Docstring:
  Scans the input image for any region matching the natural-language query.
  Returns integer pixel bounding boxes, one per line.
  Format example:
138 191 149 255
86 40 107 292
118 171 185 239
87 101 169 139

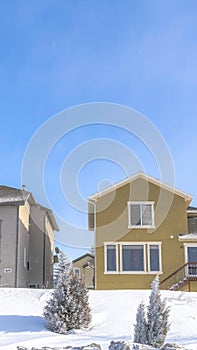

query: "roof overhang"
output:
88 172 193 203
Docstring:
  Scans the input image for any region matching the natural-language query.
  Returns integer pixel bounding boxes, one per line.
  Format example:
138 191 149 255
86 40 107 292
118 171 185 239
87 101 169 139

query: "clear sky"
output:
0 1 197 259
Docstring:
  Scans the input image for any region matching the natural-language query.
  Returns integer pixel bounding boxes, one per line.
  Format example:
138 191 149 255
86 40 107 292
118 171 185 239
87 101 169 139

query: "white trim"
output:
74 267 80 277
89 172 192 202
184 243 197 263
128 201 155 229
179 234 197 241
147 242 162 274
119 242 146 273
104 242 119 273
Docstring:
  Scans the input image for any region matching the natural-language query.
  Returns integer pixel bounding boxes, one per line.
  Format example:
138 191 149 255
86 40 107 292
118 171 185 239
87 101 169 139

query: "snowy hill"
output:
0 288 197 350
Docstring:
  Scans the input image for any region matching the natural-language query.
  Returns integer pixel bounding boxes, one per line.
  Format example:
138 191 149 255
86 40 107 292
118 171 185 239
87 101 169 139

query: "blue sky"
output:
0 1 197 258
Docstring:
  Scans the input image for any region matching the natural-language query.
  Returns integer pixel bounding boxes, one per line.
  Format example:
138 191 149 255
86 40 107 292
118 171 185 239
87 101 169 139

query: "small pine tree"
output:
133 276 170 347
44 252 91 334
133 302 147 344
69 275 91 330
53 251 68 286
146 275 170 347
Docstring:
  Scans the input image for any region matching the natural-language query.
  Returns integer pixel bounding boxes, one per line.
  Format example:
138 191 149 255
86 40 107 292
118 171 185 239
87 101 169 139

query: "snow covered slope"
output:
0 288 196 350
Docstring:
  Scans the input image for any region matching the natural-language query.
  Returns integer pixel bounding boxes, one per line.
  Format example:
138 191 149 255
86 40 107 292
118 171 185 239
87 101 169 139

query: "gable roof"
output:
73 253 94 264
88 172 192 202
0 185 59 231
0 185 36 206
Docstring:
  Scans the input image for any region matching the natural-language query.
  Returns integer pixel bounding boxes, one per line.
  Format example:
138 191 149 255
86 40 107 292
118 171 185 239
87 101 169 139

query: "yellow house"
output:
88 173 197 291
72 253 95 289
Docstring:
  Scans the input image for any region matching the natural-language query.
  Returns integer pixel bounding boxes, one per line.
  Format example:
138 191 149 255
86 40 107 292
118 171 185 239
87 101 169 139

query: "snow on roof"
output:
178 233 197 241
0 185 31 205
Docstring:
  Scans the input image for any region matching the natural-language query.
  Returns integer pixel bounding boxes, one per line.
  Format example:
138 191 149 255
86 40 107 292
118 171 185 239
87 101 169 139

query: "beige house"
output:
73 253 95 289
0 185 59 288
88 173 197 291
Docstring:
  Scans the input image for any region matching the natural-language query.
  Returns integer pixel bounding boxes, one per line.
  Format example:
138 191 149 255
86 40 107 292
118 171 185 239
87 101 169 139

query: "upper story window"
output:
128 202 154 228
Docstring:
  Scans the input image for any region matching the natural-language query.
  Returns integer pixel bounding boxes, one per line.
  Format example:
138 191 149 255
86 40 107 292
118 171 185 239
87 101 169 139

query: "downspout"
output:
15 206 19 288
88 198 96 290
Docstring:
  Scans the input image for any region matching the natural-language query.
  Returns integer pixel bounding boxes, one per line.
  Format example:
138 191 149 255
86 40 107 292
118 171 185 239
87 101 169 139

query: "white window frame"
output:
128 201 155 228
119 242 146 274
74 268 80 277
104 242 119 274
147 242 162 274
184 243 197 263
184 243 197 276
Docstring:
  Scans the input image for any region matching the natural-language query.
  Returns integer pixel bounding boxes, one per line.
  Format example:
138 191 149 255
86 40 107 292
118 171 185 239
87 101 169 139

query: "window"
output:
104 243 118 272
128 202 154 228
74 268 80 277
184 244 197 276
121 244 145 272
148 244 161 272
105 242 162 274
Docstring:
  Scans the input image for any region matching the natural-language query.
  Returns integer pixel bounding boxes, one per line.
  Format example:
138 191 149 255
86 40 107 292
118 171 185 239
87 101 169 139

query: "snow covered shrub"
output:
109 340 132 350
133 276 170 348
43 252 91 334
146 276 170 347
133 302 148 345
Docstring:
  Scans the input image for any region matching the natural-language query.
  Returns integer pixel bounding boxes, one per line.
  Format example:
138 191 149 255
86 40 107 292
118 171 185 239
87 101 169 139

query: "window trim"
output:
128 201 155 229
104 241 162 275
119 242 146 274
74 268 80 277
184 243 197 263
104 242 119 274
147 242 162 274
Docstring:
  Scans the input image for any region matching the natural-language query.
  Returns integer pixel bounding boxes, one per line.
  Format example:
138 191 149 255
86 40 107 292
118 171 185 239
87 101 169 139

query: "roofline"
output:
88 172 193 202
32 203 60 231
73 253 94 263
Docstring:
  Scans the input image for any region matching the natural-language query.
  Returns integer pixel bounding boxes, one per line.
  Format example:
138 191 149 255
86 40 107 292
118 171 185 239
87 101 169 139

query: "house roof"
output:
73 253 94 264
88 172 192 203
0 185 36 206
178 233 197 241
0 185 59 231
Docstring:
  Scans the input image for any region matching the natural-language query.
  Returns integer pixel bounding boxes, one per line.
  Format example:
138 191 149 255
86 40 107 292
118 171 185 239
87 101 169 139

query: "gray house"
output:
0 185 59 288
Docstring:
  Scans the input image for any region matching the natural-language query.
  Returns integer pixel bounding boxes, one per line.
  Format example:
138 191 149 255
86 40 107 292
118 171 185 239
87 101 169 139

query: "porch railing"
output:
160 262 197 291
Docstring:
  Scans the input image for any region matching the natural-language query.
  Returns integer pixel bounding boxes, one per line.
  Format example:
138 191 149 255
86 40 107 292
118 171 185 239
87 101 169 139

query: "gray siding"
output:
29 206 53 288
0 206 17 287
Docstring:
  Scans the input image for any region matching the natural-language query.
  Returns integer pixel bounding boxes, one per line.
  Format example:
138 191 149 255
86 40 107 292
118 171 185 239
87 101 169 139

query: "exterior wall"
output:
73 255 94 289
17 203 30 287
189 280 197 292
44 215 54 288
95 178 189 290
29 206 53 288
0 206 18 287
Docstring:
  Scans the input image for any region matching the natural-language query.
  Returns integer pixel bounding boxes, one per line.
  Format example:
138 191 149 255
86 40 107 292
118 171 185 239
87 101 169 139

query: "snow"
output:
178 233 197 241
0 288 197 350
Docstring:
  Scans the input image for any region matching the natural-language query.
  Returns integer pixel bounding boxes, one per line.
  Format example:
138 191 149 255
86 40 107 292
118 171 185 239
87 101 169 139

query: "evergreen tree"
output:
146 275 170 347
133 276 170 347
53 251 68 286
133 302 147 344
69 274 91 330
44 252 91 334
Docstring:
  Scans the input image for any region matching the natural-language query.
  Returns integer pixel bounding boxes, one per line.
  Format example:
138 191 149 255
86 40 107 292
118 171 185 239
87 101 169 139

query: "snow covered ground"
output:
0 288 197 350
